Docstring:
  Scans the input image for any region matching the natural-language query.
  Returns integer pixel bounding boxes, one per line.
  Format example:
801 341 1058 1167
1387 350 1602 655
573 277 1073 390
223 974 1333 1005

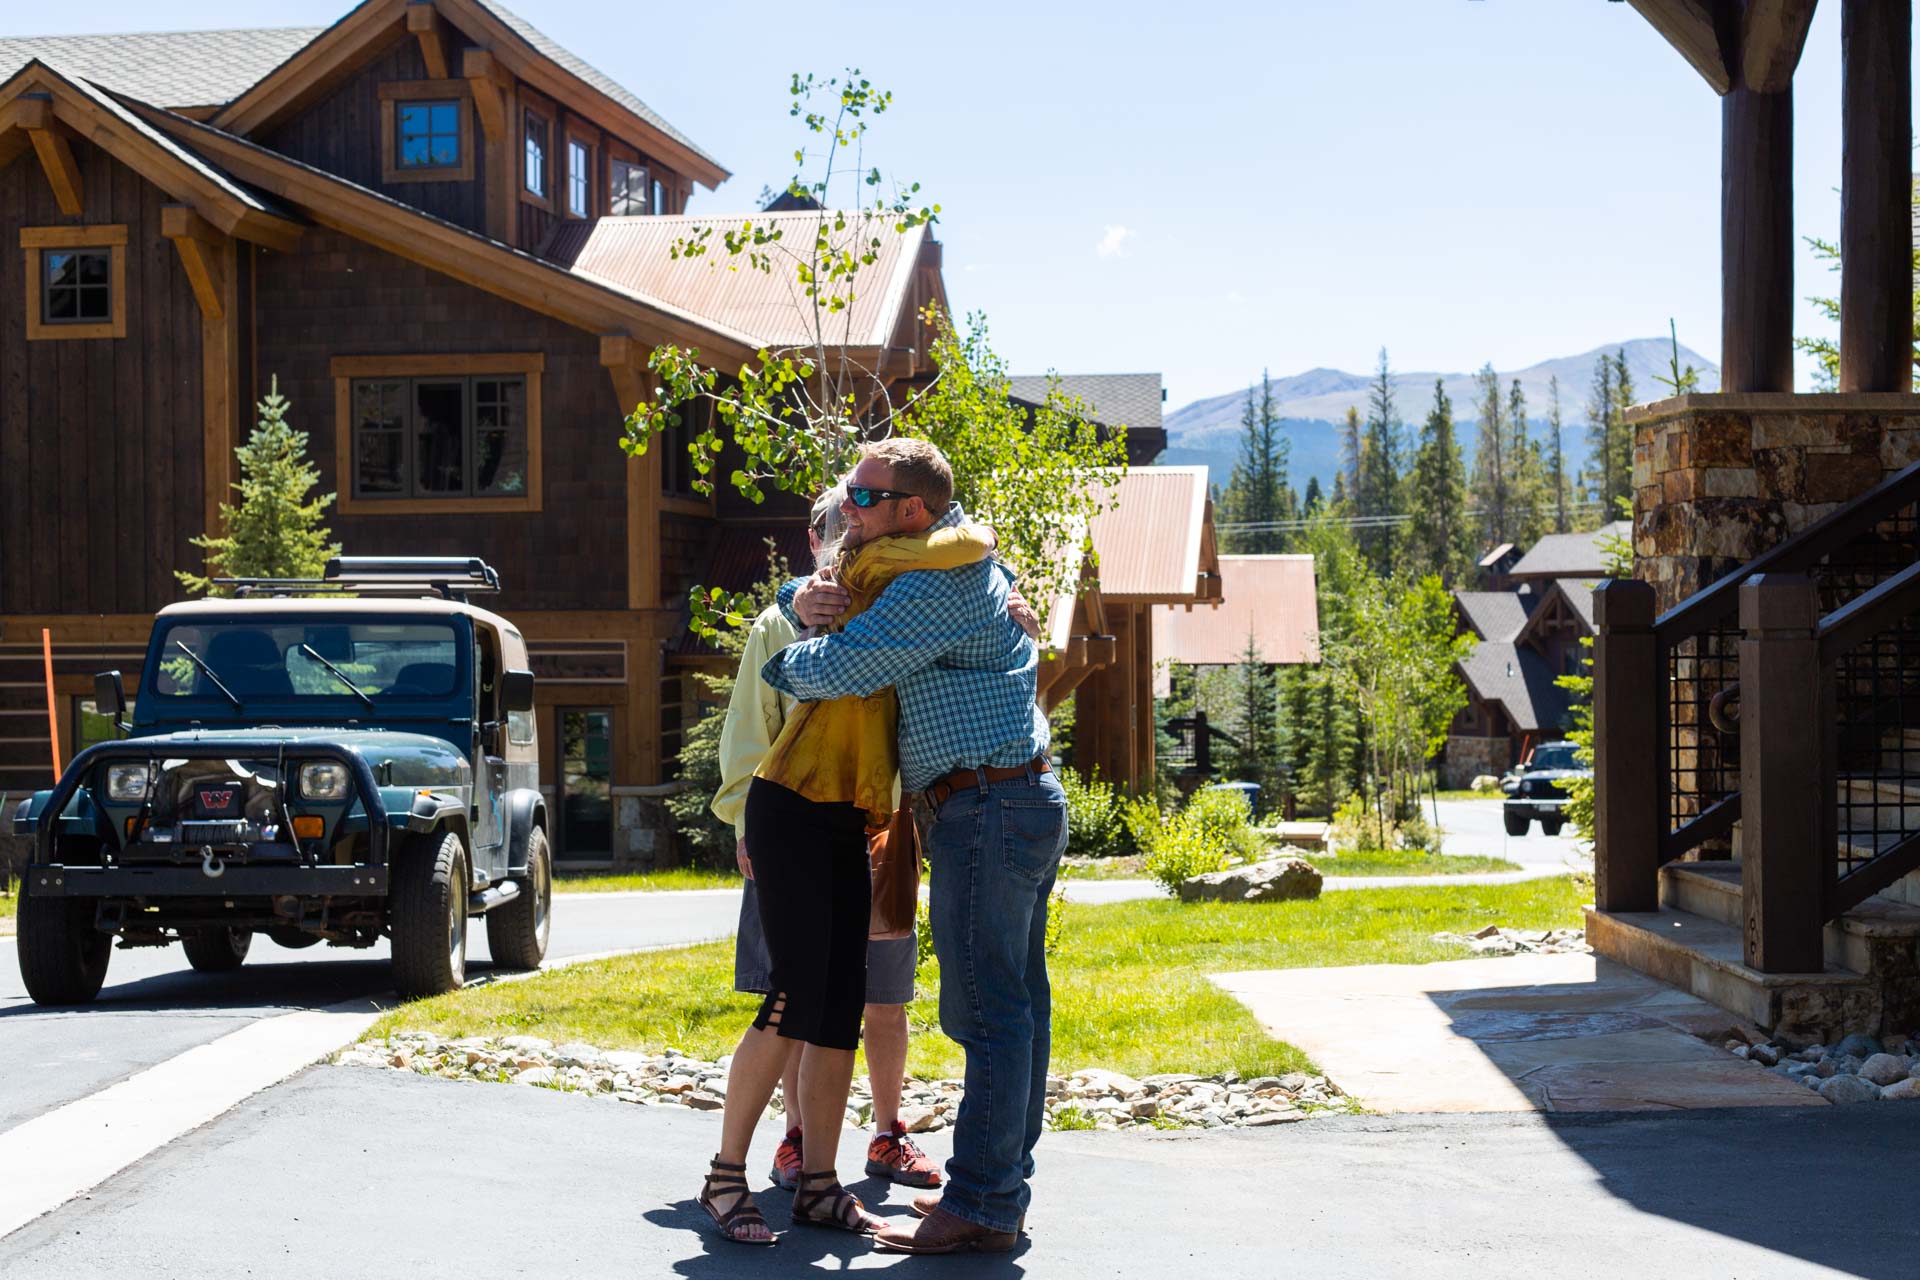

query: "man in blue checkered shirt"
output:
763 438 1068 1256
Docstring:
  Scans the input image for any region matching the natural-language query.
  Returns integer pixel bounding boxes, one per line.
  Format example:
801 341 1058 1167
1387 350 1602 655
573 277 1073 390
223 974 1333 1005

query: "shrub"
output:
1060 768 1128 859
1142 787 1266 895
1331 791 1438 854
1143 822 1231 893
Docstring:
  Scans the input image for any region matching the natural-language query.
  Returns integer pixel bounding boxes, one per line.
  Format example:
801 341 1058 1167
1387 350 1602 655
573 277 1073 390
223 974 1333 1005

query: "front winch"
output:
200 846 225 879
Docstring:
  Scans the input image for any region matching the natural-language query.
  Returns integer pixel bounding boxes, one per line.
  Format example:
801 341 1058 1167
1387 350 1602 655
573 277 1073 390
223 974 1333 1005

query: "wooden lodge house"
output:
0 0 957 867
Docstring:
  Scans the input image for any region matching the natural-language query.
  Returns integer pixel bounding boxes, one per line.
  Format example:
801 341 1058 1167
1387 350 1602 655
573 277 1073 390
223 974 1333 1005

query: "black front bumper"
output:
1504 798 1567 818
22 864 389 898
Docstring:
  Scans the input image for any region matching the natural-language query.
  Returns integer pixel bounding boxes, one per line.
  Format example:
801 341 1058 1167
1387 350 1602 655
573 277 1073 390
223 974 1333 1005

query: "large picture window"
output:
378 82 473 183
331 354 544 514
22 225 127 341
609 158 649 215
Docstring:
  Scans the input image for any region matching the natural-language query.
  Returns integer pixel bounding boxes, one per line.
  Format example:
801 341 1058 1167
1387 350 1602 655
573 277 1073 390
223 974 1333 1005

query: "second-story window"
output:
568 138 591 217
609 159 649 215
43 249 112 323
397 100 461 170
651 176 669 215
524 111 549 198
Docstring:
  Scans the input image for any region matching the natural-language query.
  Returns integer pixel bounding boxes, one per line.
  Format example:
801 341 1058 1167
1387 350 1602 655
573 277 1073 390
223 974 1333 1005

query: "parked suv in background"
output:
1502 740 1588 837
11 558 551 1005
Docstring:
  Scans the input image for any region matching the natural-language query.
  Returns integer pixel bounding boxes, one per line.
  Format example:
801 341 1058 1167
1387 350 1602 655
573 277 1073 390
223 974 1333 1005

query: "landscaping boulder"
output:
1178 856 1323 904
1818 1073 1882 1105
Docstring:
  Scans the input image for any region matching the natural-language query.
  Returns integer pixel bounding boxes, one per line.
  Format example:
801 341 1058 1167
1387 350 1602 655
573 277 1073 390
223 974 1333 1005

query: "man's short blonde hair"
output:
861 437 953 514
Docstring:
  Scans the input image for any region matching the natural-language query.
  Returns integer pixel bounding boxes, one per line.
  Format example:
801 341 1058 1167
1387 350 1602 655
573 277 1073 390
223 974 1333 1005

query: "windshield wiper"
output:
173 640 242 711
298 644 376 709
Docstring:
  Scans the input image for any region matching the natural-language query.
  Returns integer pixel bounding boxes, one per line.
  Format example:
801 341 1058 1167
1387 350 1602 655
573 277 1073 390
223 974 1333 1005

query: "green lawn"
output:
554 868 740 893
0 892 15 921
1312 848 1520 876
372 876 1586 1081
1432 789 1505 803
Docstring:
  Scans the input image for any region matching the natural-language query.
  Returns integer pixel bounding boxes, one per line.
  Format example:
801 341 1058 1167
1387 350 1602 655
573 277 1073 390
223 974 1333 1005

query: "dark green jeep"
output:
11 558 551 1005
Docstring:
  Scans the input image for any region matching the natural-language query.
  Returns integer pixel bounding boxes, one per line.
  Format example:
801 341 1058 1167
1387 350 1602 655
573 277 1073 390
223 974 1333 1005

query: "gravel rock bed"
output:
1429 925 1592 957
1729 1030 1920 1103
337 1032 1361 1131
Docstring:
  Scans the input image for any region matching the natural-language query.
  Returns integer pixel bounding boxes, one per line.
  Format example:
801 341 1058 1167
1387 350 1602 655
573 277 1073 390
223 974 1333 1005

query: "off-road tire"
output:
182 927 252 972
1540 816 1566 837
17 879 111 1006
486 825 551 971
1503 811 1530 837
391 830 469 999
265 927 321 950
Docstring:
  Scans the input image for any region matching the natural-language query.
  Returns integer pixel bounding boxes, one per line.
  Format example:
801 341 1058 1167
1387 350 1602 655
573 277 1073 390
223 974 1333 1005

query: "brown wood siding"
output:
659 511 712 602
519 200 556 251
262 32 490 237
0 136 204 616
254 230 627 613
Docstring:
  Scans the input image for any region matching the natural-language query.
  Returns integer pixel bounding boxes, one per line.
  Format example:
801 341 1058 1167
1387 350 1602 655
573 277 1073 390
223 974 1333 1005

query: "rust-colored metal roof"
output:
1086 467 1217 602
540 212 929 351
1154 555 1320 667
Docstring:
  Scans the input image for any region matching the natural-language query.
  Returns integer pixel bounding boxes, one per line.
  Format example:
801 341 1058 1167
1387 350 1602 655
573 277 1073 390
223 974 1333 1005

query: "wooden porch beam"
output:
1742 0 1819 92
1626 0 1733 94
160 205 227 319
461 48 515 245
602 335 663 611
14 97 85 216
406 1 450 80
462 49 512 139
1592 580 1661 913
1721 46 1795 391
1838 0 1913 392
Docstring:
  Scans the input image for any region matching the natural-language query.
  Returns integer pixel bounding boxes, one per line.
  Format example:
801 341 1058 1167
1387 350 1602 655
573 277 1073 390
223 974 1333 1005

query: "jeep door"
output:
472 621 507 867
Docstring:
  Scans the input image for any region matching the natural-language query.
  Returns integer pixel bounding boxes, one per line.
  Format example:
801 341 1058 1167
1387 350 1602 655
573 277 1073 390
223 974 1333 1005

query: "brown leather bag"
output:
867 799 921 941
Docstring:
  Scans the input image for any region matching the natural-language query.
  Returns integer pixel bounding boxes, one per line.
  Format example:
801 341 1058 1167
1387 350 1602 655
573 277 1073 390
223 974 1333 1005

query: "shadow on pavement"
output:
643 1190 1032 1277
0 956 515 1018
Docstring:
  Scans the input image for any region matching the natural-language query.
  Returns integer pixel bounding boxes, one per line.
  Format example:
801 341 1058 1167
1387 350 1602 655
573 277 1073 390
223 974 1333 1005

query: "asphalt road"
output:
1 1066 1906 1278
1434 797 1591 871
0 890 742 1137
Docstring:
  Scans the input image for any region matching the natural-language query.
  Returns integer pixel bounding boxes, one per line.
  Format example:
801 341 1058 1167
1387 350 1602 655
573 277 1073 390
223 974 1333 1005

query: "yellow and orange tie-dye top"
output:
753 524 994 826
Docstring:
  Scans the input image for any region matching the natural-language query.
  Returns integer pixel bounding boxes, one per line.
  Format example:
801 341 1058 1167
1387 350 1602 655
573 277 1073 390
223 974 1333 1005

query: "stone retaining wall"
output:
1629 393 1920 611
1440 735 1510 790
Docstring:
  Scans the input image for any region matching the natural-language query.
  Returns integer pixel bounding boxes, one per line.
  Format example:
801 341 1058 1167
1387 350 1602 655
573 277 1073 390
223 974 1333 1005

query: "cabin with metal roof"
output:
0 1 947 868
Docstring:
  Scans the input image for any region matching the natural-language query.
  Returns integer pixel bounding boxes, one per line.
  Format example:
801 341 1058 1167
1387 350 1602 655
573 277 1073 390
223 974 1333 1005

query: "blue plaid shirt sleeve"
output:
762 569 991 701
775 577 804 628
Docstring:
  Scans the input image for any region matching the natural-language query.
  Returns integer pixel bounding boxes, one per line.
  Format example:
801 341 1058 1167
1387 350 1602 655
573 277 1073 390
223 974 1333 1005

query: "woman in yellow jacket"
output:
700 489 997 1246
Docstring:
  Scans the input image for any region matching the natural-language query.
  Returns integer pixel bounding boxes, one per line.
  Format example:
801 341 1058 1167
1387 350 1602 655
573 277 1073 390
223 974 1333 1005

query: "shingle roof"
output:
1459 641 1568 734
483 0 720 172
1556 578 1598 632
1507 521 1631 580
1006 373 1163 432
0 28 322 108
1454 591 1532 643
1154 555 1318 666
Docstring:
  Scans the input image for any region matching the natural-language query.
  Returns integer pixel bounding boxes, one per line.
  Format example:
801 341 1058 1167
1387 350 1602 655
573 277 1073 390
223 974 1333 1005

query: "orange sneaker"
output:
769 1126 803 1191
865 1122 943 1188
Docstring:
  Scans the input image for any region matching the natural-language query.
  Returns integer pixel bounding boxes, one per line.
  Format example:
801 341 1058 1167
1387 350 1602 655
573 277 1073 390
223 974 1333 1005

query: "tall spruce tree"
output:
1356 347 1402 572
1604 348 1637 517
1547 374 1570 533
178 377 340 595
1401 378 1475 585
1468 362 1510 548
1227 630 1281 784
1338 405 1363 503
1507 378 1550 547
1303 475 1324 514
1584 352 1617 522
1221 371 1295 553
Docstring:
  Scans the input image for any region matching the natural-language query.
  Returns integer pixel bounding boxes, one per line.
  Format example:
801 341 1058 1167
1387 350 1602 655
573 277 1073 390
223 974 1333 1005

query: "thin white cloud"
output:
1096 225 1134 259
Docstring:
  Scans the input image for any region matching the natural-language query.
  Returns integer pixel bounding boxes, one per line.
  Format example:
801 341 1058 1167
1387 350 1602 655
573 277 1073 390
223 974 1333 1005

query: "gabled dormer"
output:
0 0 728 249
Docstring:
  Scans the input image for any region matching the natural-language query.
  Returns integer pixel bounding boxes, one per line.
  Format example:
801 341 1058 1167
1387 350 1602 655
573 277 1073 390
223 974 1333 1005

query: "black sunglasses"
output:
846 485 920 509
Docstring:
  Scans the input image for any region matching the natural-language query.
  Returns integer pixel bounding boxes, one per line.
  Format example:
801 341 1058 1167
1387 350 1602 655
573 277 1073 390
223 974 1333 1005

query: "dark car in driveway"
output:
1503 740 1588 837
11 558 552 1006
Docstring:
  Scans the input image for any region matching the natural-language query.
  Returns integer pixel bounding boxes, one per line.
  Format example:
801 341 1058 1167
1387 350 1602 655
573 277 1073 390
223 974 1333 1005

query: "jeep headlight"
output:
299 762 350 801
106 764 152 802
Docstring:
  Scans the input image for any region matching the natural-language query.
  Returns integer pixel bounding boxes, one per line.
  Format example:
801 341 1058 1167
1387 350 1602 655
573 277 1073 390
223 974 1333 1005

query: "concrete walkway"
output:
1214 953 1824 1114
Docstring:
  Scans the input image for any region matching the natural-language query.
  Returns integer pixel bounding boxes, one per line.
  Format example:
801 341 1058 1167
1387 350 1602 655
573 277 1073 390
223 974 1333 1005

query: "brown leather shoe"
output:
910 1194 1025 1233
874 1207 1017 1255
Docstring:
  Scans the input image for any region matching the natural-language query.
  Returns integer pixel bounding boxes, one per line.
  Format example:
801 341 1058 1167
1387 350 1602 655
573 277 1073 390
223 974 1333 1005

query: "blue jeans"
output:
923 768 1068 1233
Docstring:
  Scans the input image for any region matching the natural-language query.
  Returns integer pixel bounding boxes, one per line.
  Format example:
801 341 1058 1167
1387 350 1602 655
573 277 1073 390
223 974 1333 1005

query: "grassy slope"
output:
374 877 1585 1080
553 868 740 893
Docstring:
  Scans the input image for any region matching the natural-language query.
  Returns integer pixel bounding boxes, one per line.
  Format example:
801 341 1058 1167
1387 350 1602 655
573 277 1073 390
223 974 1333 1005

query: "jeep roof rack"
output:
217 557 502 602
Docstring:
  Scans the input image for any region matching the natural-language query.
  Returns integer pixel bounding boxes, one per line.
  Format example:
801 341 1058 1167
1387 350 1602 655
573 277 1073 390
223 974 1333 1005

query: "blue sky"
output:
19 0 1902 408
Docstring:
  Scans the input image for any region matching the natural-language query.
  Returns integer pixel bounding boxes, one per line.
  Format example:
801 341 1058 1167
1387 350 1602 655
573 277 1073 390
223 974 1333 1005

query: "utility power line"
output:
1217 500 1615 535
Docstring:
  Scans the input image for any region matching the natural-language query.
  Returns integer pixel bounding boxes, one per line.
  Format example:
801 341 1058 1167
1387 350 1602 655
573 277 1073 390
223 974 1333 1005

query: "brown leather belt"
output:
923 756 1051 811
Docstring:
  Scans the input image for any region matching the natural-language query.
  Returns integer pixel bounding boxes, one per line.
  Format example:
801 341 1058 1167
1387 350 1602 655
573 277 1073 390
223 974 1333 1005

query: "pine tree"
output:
1357 347 1402 572
1338 405 1363 502
1468 363 1509 548
1604 348 1637 519
1507 378 1549 547
1221 371 1295 554
1547 374 1569 533
1584 352 1616 521
1227 631 1280 784
1401 378 1474 585
1303 475 1324 514
178 377 340 595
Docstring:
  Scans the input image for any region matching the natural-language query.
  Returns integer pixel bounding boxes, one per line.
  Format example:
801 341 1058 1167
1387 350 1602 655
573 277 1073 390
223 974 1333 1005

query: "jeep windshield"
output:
1528 744 1583 772
143 619 465 712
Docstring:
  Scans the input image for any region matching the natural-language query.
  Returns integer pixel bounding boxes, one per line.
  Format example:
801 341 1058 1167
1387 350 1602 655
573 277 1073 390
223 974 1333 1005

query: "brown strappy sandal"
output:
699 1157 775 1246
792 1169 885 1235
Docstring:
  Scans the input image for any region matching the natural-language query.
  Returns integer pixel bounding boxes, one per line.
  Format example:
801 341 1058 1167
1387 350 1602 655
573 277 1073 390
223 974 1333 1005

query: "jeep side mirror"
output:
93 670 130 734
502 669 536 714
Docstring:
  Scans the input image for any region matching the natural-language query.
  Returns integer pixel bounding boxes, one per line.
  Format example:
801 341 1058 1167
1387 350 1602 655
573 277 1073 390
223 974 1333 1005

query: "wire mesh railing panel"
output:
1664 625 1743 841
